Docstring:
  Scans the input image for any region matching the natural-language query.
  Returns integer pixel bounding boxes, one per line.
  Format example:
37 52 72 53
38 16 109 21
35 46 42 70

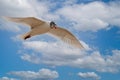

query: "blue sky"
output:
0 0 120 80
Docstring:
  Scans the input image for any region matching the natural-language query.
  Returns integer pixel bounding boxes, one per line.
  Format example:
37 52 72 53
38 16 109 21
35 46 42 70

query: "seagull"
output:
4 17 84 49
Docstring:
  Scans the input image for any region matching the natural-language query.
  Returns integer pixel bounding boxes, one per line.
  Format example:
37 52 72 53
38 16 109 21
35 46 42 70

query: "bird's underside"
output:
3 17 84 49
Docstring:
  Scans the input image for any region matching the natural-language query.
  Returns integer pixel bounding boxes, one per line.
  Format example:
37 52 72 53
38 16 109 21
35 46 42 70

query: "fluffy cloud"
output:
21 41 88 65
57 1 120 31
78 72 100 80
0 77 17 80
8 68 59 80
0 0 36 17
0 0 59 19
21 40 120 73
1 0 120 32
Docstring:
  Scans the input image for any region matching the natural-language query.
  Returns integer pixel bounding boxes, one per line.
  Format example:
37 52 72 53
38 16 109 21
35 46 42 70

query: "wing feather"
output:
48 27 84 49
3 17 45 29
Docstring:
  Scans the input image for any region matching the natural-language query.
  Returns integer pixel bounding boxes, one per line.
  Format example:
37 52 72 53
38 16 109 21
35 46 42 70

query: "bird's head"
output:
50 21 57 29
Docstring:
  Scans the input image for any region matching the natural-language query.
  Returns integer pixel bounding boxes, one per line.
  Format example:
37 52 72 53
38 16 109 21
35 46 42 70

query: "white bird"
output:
4 17 84 49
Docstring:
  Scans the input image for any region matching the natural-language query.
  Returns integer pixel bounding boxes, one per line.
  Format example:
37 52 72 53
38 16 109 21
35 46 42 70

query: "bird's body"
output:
4 17 84 49
29 22 50 36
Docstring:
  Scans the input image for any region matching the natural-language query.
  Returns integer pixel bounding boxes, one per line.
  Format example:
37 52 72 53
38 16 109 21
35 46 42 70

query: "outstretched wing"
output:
3 17 45 29
48 27 84 49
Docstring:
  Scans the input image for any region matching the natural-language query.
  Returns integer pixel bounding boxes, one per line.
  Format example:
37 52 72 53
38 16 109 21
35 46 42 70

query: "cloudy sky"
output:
0 0 120 80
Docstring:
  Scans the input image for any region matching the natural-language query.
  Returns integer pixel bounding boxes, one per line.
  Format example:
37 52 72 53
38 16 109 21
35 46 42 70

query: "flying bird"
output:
4 17 84 49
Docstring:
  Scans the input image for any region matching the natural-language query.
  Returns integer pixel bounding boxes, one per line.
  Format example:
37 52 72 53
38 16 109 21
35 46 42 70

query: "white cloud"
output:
78 72 100 80
0 0 60 20
0 77 17 80
20 40 120 73
1 1 120 32
57 1 120 31
8 68 59 80
0 0 36 17
21 41 88 65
